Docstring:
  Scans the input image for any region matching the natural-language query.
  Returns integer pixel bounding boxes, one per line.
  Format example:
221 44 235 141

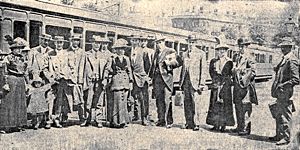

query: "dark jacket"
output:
271 52 299 100
233 54 258 105
149 47 182 91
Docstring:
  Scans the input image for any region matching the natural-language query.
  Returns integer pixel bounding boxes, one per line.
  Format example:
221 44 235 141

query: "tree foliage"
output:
61 0 74 5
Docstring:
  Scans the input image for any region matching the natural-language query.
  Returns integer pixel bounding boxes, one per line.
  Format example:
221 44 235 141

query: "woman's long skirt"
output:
0 75 27 128
108 89 129 126
206 84 235 127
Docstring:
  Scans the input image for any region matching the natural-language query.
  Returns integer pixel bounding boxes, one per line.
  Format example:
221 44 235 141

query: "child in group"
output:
27 76 51 130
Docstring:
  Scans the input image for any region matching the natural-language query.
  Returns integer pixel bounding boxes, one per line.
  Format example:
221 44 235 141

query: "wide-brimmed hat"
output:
154 35 166 43
0 49 10 55
10 37 28 49
53 36 67 42
22 46 31 52
70 34 82 40
278 37 295 46
237 38 252 46
112 38 130 49
31 76 44 86
215 44 229 50
39 34 52 40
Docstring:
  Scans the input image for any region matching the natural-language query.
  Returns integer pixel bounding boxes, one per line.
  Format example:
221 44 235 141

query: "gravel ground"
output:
0 81 299 150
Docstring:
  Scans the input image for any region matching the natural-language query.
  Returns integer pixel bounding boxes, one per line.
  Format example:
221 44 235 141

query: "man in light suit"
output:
149 36 182 128
179 35 207 131
45 36 67 129
129 35 152 125
270 37 299 145
232 38 258 135
28 34 53 82
80 36 112 127
58 34 85 125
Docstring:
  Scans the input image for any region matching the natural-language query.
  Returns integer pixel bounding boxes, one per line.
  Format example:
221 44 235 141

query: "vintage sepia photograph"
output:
0 0 300 149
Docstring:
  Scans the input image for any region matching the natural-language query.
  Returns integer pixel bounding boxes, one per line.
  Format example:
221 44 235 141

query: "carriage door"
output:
29 21 42 48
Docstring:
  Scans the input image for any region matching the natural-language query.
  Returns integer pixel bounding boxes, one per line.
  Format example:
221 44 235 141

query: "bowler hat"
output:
112 38 130 49
278 37 295 46
39 34 52 40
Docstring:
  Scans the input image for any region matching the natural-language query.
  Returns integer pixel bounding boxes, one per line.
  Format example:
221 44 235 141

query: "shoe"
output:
230 128 240 133
45 123 51 129
97 123 103 128
220 126 226 132
54 120 62 128
80 120 90 127
193 126 200 131
210 126 219 131
142 119 150 126
17 127 25 132
238 130 250 136
34 122 40 130
0 130 6 134
155 122 165 127
166 124 172 129
269 135 281 141
276 139 290 145
181 124 194 129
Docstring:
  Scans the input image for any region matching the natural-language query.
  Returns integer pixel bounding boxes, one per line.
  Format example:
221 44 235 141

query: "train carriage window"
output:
260 54 265 63
269 55 273 63
73 27 83 34
46 25 71 49
255 54 259 63
29 21 42 48
13 21 26 39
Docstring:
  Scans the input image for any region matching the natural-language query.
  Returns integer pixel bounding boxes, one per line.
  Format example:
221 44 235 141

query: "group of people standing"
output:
0 32 298 146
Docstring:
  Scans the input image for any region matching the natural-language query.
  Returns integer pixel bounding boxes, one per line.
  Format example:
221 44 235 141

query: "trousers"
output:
153 73 173 125
275 99 293 141
132 82 149 122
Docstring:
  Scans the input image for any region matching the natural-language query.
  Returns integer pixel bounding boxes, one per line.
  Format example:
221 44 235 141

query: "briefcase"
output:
269 101 278 119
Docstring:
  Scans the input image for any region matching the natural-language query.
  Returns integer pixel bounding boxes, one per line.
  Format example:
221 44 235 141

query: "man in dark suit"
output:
149 36 182 128
179 35 207 131
129 35 152 125
270 37 299 145
232 38 258 135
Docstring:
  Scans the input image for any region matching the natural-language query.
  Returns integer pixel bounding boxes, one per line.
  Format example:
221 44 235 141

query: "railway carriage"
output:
0 0 277 87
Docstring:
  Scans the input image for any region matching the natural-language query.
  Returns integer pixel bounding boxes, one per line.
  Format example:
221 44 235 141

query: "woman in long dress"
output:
206 44 235 132
106 39 133 128
0 38 28 133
